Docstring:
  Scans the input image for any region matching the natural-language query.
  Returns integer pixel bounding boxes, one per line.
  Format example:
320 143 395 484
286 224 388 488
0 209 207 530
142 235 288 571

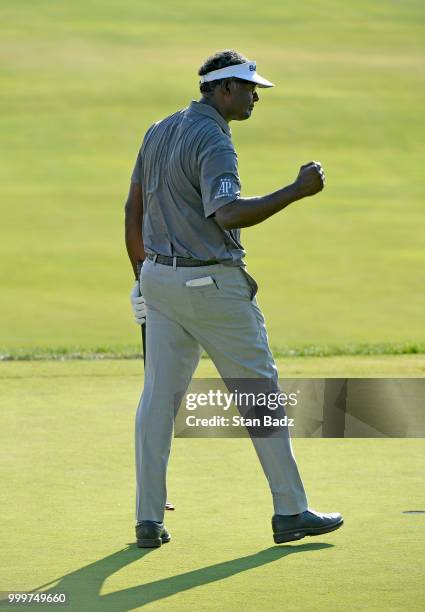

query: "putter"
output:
137 260 147 368
141 322 146 365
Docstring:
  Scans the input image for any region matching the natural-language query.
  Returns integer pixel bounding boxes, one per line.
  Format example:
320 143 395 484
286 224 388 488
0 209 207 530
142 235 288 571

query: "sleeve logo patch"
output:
216 177 234 198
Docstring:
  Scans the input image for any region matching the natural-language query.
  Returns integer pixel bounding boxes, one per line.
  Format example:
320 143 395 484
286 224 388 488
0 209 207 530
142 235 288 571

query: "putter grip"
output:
136 259 146 365
141 322 146 365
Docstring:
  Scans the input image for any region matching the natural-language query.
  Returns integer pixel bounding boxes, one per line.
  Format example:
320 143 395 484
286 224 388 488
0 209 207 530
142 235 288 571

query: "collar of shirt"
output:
188 100 231 136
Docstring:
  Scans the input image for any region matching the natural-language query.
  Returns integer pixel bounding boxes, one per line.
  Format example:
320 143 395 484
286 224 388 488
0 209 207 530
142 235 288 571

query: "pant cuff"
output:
272 492 308 516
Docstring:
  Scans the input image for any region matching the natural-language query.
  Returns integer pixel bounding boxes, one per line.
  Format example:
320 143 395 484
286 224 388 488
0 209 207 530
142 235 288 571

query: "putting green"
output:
0 360 424 610
1 2 424 607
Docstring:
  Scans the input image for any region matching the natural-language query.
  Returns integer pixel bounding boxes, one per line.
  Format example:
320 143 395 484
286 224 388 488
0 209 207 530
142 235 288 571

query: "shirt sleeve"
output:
131 124 157 184
198 134 241 218
131 149 143 184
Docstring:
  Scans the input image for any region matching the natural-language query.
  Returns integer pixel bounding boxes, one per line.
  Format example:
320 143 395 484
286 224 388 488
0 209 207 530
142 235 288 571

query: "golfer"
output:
125 50 343 547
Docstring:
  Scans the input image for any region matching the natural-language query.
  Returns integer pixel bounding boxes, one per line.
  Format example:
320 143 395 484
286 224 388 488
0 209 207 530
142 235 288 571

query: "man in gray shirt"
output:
125 49 343 547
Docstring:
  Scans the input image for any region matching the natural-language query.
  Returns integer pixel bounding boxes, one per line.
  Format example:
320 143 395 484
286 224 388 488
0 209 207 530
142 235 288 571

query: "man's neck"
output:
199 96 231 123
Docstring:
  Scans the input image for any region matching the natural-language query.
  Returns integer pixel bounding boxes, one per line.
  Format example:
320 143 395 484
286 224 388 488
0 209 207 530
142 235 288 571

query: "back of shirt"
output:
131 100 245 266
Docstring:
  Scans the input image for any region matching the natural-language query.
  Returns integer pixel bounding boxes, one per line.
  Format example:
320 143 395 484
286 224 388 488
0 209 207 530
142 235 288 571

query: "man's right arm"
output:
215 162 325 230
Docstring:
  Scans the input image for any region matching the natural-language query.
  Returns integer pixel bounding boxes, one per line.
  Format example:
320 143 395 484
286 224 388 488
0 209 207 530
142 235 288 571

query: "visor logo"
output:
249 64 256 71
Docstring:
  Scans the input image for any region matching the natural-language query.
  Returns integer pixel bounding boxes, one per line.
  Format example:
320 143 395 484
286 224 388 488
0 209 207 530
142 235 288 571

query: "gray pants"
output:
135 259 308 522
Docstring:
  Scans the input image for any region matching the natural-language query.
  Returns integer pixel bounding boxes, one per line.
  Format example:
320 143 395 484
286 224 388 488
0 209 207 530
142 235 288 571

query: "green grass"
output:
1 0 424 352
0 360 424 610
1 354 425 379
1 5 424 606
1 342 424 362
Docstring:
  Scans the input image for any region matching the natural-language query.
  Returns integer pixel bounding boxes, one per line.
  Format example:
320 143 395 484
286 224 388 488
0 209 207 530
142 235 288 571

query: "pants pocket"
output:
239 267 259 301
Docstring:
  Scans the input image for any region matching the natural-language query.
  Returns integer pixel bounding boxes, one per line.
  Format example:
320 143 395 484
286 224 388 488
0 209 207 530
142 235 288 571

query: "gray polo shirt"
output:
131 100 245 266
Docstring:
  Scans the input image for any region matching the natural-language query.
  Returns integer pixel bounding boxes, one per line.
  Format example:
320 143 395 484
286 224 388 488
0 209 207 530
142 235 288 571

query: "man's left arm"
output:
125 182 146 325
125 181 145 279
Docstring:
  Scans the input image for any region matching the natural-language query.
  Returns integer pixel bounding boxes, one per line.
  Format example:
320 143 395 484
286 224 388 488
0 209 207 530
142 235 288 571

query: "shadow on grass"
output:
13 541 333 611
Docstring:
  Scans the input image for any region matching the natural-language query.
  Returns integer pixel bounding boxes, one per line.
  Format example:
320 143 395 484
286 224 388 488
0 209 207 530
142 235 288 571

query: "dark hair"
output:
198 49 248 94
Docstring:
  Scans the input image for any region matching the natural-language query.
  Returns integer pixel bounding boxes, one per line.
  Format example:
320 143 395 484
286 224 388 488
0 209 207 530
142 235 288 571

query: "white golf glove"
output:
130 281 147 325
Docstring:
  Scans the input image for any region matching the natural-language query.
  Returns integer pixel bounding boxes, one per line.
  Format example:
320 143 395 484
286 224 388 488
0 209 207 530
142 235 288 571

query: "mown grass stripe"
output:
0 343 423 361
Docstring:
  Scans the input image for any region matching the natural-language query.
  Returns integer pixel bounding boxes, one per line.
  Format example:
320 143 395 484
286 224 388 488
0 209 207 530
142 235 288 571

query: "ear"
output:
219 79 233 97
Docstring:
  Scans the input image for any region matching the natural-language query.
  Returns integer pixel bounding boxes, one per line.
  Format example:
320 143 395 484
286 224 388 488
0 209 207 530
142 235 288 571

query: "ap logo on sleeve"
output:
215 177 239 199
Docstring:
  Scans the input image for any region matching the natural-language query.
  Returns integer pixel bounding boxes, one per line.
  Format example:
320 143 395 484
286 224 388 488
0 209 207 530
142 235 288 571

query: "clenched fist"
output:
294 161 325 199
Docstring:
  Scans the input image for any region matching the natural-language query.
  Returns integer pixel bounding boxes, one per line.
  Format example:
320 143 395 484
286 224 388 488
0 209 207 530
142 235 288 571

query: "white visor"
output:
199 61 274 88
